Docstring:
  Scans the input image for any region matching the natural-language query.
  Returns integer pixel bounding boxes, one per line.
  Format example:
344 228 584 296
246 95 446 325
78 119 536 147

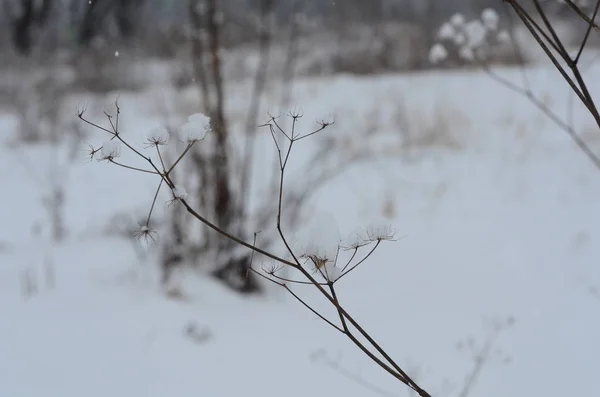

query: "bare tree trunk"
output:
171 0 261 293
9 0 53 55
78 0 112 45
204 0 260 293
115 0 144 38
78 0 145 45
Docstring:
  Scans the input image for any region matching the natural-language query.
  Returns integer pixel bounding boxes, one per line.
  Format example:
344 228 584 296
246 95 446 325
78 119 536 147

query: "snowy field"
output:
1 62 600 397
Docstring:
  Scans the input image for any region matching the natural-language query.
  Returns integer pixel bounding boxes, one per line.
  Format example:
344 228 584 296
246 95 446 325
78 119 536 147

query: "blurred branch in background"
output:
428 2 600 172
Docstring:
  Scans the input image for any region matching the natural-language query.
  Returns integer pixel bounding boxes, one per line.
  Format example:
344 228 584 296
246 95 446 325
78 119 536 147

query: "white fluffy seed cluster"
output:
429 8 510 65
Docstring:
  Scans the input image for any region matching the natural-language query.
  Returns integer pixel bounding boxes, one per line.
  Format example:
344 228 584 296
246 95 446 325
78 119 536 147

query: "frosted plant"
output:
98 140 122 161
167 185 189 206
171 185 188 200
133 224 158 244
321 261 342 283
365 219 398 243
78 103 432 397
145 127 170 147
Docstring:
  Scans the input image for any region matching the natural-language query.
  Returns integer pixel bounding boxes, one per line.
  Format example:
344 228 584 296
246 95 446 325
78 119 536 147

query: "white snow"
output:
180 113 211 143
1 61 600 397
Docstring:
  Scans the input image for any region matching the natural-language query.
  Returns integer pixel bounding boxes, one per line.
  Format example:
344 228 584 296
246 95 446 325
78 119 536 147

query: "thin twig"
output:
108 159 160 175
313 351 401 397
564 0 600 33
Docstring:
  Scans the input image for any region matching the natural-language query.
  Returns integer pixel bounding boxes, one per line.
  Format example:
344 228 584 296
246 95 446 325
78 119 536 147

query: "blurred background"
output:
1 1 600 397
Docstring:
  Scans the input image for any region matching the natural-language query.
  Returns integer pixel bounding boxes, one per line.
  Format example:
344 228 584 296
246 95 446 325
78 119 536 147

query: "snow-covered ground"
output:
1 63 600 397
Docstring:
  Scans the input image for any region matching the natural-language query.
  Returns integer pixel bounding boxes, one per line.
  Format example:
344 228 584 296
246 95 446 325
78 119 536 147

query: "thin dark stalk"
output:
268 128 429 396
502 1 600 170
564 0 600 33
167 142 195 175
336 240 381 282
340 247 360 273
156 146 167 172
477 60 600 170
508 1 587 104
532 0 569 58
315 353 400 397
574 0 600 62
146 179 164 226
270 273 328 286
108 159 159 175
329 283 349 332
249 266 344 333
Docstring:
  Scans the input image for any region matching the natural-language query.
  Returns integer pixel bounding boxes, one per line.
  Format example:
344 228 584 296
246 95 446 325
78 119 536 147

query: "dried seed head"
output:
133 224 158 245
145 127 170 147
98 140 122 161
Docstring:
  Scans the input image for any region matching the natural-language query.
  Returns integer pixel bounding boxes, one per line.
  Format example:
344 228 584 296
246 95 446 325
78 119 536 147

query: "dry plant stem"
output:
337 240 381 282
456 318 513 397
264 118 429 396
156 146 167 172
313 351 401 397
79 108 431 397
456 335 496 397
167 142 195 175
532 0 570 57
509 1 588 103
249 267 345 332
476 58 600 169
340 247 360 272
494 1 600 170
268 272 328 286
564 0 600 33
245 232 260 278
147 179 164 226
574 0 600 62
108 159 159 175
506 0 600 126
